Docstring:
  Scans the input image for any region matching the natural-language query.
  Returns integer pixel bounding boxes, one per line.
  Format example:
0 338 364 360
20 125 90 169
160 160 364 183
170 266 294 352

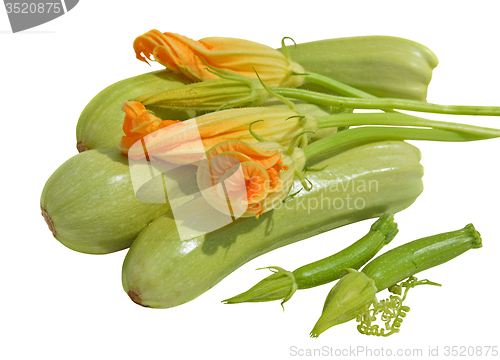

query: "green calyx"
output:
310 272 439 338
310 269 377 338
136 78 269 111
222 266 298 310
369 215 399 245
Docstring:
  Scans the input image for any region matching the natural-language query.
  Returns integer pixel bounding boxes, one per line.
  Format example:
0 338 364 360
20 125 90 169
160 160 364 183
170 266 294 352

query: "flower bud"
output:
136 78 269 111
310 269 377 338
223 267 297 306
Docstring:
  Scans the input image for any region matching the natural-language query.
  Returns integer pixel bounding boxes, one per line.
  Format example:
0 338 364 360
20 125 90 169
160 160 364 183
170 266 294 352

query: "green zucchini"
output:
40 147 169 254
76 71 194 151
122 140 424 308
310 223 482 337
361 223 482 291
284 36 438 101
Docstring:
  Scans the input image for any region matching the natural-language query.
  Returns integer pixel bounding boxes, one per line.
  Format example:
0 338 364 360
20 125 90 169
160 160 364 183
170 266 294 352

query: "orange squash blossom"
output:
133 30 305 87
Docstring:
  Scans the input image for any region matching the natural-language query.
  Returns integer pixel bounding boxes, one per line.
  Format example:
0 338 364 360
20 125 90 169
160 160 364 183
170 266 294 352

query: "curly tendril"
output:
356 276 441 337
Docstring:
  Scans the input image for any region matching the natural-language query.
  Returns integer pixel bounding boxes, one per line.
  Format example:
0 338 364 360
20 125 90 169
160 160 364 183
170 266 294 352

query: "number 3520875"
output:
5 3 62 14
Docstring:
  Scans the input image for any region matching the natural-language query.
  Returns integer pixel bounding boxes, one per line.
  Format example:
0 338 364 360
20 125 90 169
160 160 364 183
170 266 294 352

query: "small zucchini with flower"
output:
122 140 424 308
310 224 482 337
222 214 398 306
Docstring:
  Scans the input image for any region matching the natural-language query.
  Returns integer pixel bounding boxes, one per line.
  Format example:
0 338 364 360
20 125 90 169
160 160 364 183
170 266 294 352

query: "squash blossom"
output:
118 101 180 156
133 30 305 87
120 103 317 164
197 141 302 218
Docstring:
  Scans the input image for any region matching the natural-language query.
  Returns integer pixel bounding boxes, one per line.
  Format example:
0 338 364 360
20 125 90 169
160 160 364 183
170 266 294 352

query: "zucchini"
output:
40 147 169 254
122 140 424 308
284 36 438 101
76 71 194 151
77 37 437 151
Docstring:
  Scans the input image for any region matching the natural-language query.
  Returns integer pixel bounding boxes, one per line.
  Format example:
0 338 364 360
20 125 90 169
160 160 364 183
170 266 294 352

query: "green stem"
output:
362 224 482 291
275 87 500 116
303 126 497 160
316 112 500 137
303 71 377 99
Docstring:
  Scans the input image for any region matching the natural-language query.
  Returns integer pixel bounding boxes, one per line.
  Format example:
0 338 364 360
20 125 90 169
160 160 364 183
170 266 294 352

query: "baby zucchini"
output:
223 215 398 306
311 223 482 337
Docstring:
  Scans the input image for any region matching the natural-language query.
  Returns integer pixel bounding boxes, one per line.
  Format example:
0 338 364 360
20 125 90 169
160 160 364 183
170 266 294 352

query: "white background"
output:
1 1 499 359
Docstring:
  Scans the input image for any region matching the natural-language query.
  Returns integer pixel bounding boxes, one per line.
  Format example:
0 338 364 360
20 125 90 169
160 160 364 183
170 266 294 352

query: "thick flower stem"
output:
316 112 500 137
275 87 500 116
302 126 498 160
303 71 376 98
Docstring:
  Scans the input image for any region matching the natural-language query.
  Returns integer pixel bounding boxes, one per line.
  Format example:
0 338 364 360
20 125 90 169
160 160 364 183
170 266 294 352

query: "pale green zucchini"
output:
284 36 438 101
40 148 169 254
122 140 424 308
76 71 194 151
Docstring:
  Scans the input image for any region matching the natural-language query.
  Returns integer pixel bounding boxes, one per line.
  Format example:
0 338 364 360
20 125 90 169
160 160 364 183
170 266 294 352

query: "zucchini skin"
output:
293 215 398 289
122 140 424 308
76 71 193 151
284 36 438 101
40 148 169 254
362 224 482 291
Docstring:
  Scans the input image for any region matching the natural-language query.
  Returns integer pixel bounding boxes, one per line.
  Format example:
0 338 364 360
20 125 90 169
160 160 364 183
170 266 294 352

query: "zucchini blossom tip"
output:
133 30 305 87
222 266 297 305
